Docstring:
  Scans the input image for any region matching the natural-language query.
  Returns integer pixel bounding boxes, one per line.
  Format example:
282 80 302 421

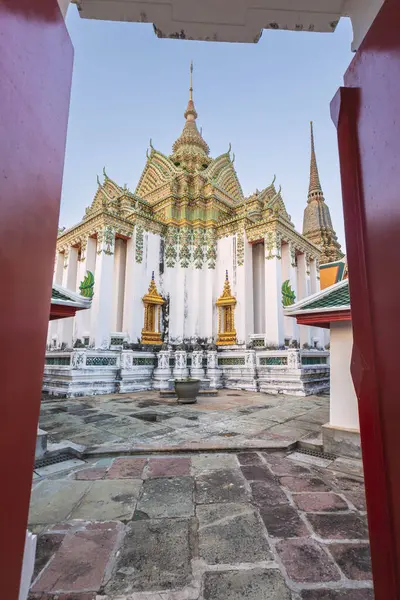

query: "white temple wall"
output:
217 236 234 284
90 239 114 348
123 228 161 344
58 246 79 346
236 234 254 345
282 242 299 343
309 258 325 348
252 242 265 334
329 322 359 430
202 266 215 341
111 238 127 332
166 262 185 342
54 251 64 284
296 252 312 348
265 243 284 347
75 236 97 341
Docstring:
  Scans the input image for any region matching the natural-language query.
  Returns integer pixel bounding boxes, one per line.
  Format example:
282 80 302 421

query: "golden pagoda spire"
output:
308 121 323 197
171 62 210 170
303 122 344 264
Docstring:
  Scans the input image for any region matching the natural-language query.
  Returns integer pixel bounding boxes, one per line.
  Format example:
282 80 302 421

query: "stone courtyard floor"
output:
29 391 373 599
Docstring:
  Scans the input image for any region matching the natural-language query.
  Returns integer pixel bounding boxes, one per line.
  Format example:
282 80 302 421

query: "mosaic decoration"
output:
265 231 282 260
206 229 217 269
165 226 178 268
110 336 124 346
218 357 245 366
86 356 117 366
193 228 205 269
132 357 156 366
79 271 94 299
259 356 288 366
135 224 144 264
236 231 245 266
179 226 191 268
282 280 296 307
45 356 71 366
96 226 115 256
302 356 327 365
290 244 297 267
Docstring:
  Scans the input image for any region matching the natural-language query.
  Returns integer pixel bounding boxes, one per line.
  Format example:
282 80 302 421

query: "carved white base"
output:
152 369 173 390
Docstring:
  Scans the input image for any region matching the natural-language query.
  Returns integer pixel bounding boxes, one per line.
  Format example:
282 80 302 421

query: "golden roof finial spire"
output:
308 121 323 198
190 60 193 101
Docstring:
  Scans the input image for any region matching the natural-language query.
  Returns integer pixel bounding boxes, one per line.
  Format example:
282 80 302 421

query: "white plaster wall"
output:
265 251 284 347
124 229 161 343
252 243 265 334
236 234 254 344
282 242 298 342
111 238 127 332
58 247 78 346
330 321 359 430
297 253 312 348
76 236 97 339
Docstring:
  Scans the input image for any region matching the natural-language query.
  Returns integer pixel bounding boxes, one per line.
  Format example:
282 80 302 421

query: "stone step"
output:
160 389 218 398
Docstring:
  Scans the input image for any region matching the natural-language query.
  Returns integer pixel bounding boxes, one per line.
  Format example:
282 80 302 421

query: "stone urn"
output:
174 379 200 404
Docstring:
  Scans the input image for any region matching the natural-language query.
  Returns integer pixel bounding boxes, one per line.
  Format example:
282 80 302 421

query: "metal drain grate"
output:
296 447 336 461
35 451 77 469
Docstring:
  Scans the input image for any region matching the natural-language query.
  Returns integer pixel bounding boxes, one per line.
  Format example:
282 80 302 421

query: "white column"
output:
49 252 65 345
309 258 324 347
252 242 265 334
329 322 359 430
75 237 97 341
282 242 299 343
58 246 78 347
297 252 312 348
202 265 215 342
264 233 284 347
91 227 115 348
54 251 64 284
123 227 160 344
111 238 127 332
236 232 254 345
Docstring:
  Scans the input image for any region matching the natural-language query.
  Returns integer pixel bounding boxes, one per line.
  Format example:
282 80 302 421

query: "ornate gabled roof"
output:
170 62 211 172
205 151 244 203
83 169 125 219
135 148 178 199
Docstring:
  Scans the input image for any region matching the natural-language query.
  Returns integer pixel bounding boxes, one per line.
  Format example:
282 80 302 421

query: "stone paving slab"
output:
70 480 142 521
29 481 91 526
195 469 249 504
202 569 291 600
31 522 121 594
276 537 341 583
105 519 194 595
197 502 272 564
136 477 194 518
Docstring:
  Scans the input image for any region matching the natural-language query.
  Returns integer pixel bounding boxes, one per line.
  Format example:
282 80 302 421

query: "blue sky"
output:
61 8 354 248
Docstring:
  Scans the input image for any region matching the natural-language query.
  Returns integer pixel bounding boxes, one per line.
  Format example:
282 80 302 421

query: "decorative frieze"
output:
265 231 282 260
135 224 144 263
206 229 217 269
165 225 179 268
193 228 205 269
97 226 115 256
179 226 192 268
237 231 245 266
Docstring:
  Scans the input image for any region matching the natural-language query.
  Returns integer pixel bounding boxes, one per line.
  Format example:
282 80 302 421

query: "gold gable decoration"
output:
141 272 165 345
216 271 237 346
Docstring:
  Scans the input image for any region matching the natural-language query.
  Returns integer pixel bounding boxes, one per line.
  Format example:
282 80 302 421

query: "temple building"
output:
45 66 342 397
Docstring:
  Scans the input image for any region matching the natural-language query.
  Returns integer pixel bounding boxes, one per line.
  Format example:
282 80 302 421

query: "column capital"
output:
265 231 282 259
96 226 115 256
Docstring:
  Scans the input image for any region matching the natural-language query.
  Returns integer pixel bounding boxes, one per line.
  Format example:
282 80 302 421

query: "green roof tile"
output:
51 287 73 302
302 280 350 310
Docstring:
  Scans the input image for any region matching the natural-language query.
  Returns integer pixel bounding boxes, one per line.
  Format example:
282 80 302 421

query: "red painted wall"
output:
0 1 73 597
331 0 400 596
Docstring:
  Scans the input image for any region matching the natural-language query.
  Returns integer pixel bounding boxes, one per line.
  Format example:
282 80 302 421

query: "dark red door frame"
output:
0 1 73 597
331 1 400 594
